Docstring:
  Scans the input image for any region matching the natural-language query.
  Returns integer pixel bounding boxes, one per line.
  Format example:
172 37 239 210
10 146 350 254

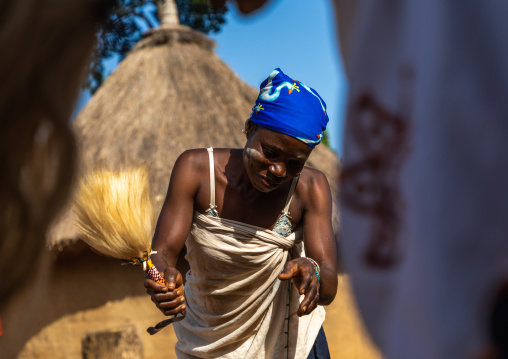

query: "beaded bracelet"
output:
305 257 321 281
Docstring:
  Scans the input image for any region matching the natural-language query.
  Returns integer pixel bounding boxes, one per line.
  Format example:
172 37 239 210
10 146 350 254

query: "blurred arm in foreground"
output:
0 0 114 306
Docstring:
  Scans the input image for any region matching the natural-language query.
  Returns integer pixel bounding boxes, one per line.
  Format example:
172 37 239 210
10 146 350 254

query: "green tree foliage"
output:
176 0 227 33
321 130 331 149
86 0 227 93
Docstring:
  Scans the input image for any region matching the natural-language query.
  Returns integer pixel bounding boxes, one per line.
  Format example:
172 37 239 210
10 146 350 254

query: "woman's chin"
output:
251 181 273 193
254 176 280 192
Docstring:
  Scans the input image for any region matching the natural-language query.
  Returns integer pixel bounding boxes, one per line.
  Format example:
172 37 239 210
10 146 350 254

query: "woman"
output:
145 68 338 358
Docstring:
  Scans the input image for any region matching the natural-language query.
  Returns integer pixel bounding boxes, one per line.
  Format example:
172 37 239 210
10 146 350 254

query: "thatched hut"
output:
2 6 341 358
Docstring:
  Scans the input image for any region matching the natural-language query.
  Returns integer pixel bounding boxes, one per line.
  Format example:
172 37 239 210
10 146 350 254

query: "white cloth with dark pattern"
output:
335 0 508 358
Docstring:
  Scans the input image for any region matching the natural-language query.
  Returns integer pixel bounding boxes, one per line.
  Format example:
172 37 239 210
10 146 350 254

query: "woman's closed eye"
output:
262 147 278 160
287 160 305 172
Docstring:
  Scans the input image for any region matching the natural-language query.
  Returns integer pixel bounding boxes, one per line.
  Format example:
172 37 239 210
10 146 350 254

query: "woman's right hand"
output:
144 266 186 318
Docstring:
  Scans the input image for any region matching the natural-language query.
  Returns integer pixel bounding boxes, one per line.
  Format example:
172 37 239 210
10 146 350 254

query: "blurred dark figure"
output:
211 0 508 358
490 280 508 359
210 0 266 14
0 0 113 306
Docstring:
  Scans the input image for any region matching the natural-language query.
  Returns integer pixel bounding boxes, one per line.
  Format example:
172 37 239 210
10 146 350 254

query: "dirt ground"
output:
18 274 382 359
322 276 382 359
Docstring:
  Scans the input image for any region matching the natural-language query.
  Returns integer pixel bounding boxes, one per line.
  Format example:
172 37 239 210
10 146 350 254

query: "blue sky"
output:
209 0 347 154
74 0 347 155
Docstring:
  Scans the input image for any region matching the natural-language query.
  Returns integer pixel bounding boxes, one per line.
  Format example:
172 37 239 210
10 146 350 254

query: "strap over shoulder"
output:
283 176 299 213
272 176 299 237
205 147 219 217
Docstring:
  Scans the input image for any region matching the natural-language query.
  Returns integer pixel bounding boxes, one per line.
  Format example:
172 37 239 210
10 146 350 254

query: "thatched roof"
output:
50 25 340 246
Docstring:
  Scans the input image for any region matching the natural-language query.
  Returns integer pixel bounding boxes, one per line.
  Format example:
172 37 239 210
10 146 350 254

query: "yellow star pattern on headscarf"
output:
254 103 264 113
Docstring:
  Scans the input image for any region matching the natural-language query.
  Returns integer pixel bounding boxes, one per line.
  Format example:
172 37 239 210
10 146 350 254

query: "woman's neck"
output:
223 148 255 193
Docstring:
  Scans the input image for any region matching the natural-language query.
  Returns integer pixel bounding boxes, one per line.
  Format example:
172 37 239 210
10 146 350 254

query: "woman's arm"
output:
302 169 338 305
144 149 203 317
151 150 203 267
279 169 338 316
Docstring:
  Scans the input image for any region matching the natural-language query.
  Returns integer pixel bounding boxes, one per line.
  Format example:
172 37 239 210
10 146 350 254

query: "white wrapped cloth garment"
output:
173 148 325 358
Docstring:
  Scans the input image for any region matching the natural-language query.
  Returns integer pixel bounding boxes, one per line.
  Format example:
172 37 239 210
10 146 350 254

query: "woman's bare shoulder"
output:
174 148 210 173
299 166 330 189
176 148 234 164
167 149 212 200
296 166 332 207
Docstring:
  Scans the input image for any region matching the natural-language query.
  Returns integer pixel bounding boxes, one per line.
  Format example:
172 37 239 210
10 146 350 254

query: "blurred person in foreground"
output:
145 68 338 358
213 0 508 358
0 0 112 306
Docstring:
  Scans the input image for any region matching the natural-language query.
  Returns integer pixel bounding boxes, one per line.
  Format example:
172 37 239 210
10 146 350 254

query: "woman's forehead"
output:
254 127 313 158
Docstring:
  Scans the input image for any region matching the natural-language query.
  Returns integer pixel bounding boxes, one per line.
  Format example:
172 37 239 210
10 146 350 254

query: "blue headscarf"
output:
249 68 329 147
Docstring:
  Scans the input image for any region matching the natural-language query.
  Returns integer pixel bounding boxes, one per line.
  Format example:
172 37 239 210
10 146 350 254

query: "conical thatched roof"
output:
50 25 340 246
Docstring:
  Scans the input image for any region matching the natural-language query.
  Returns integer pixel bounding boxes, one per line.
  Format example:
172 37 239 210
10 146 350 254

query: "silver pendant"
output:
206 205 219 218
272 211 293 237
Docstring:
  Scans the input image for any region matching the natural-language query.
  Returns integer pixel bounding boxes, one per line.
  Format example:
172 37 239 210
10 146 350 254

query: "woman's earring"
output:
242 129 246 134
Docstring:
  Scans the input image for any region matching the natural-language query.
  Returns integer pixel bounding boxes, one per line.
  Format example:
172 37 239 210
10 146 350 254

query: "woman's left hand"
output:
278 258 320 316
